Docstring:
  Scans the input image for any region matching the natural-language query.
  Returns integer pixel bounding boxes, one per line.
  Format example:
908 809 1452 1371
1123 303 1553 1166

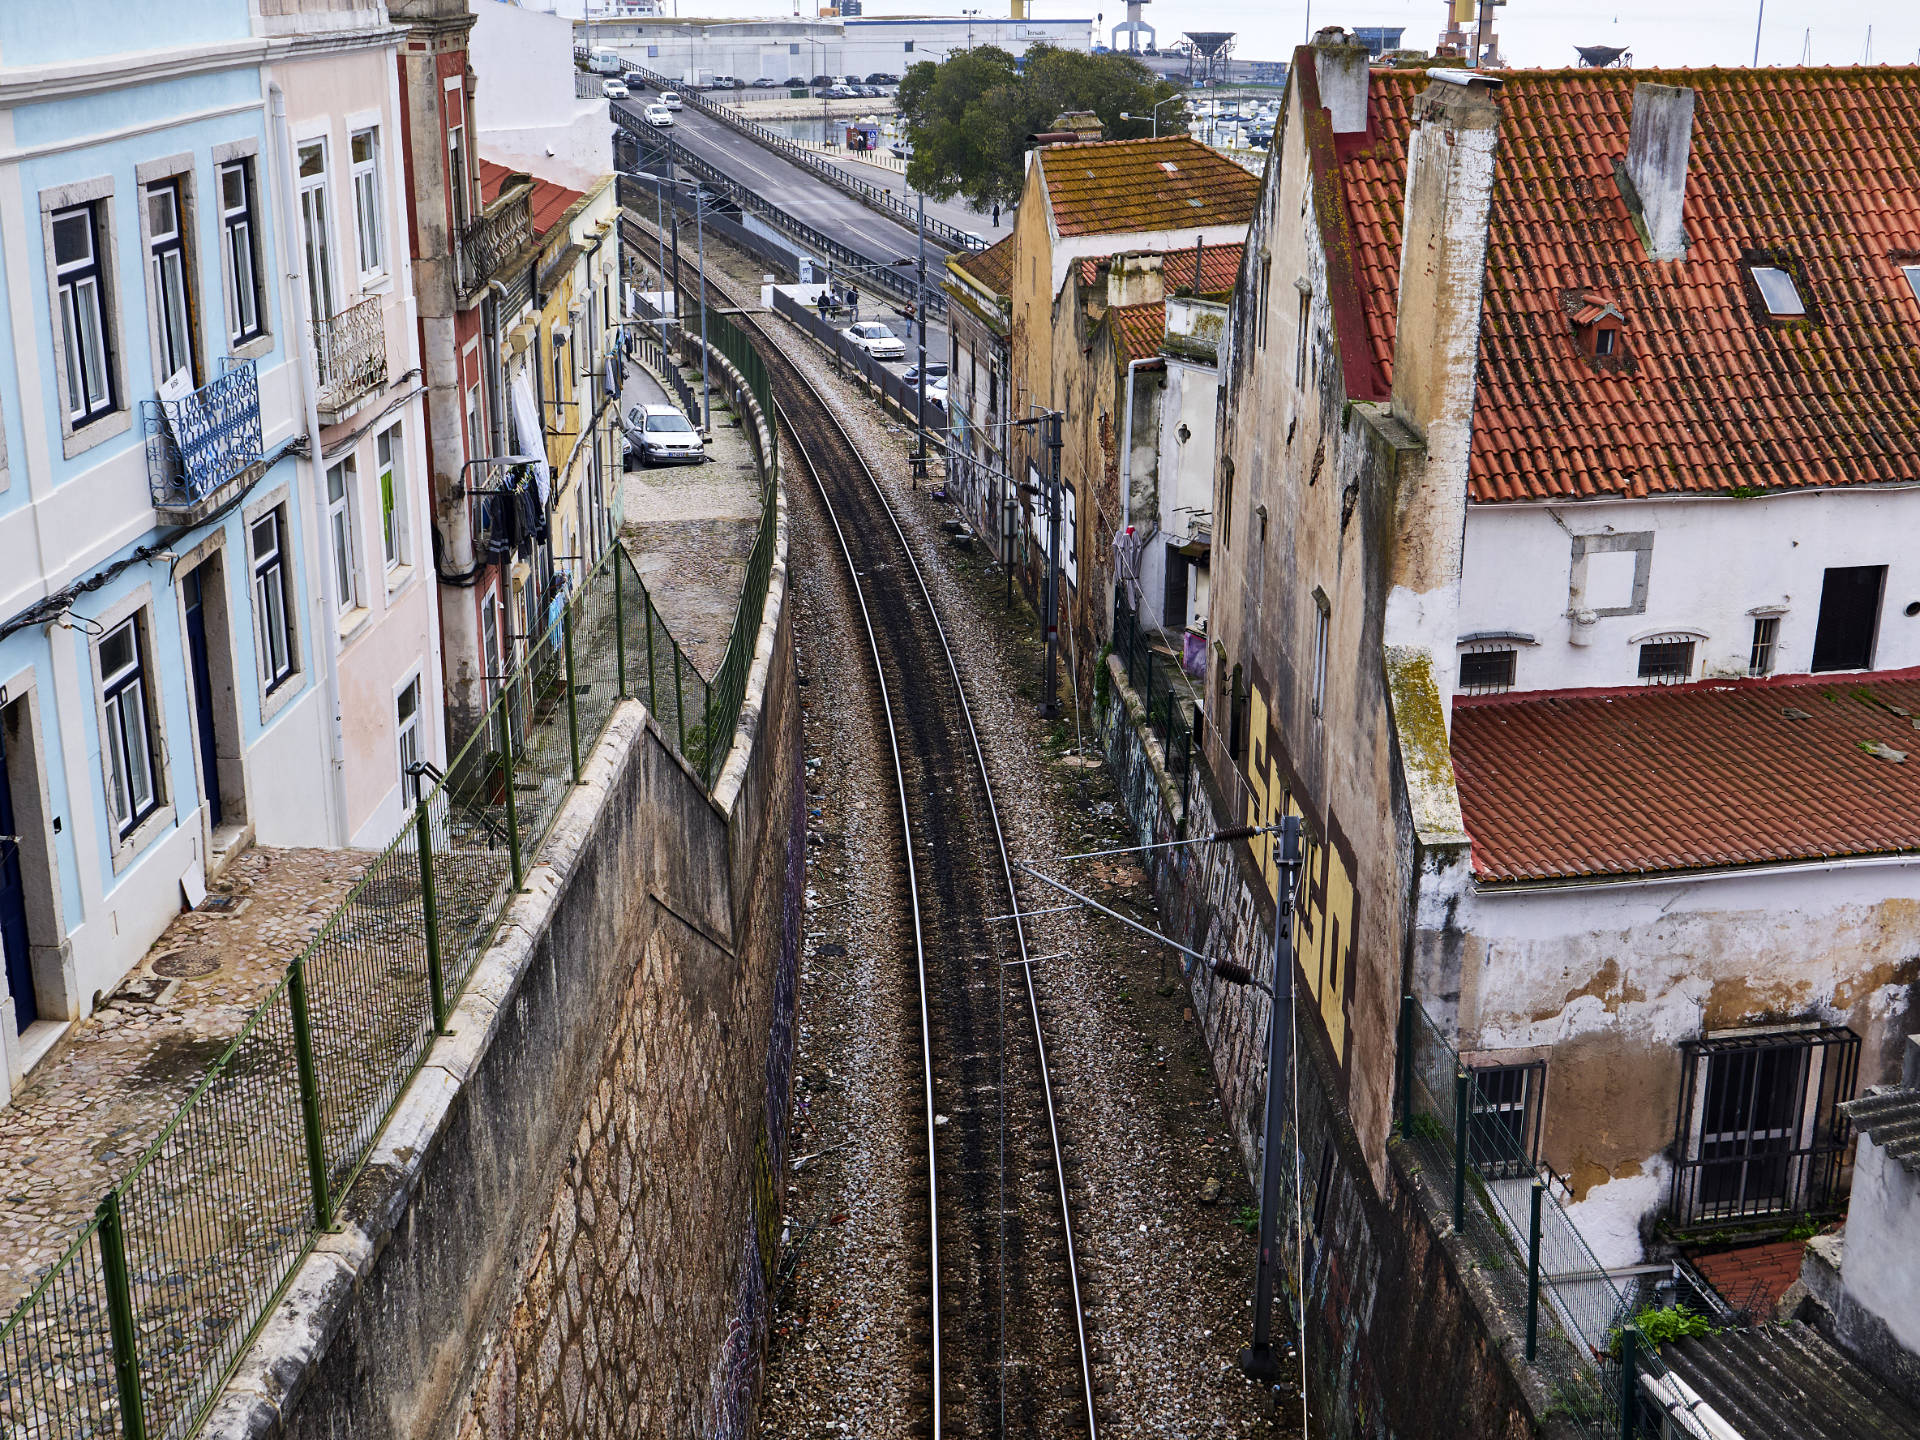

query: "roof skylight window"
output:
1751 265 1805 317
1902 264 1920 306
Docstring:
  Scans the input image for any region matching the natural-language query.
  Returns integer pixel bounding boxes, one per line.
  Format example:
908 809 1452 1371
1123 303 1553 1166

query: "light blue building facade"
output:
0 3 338 1100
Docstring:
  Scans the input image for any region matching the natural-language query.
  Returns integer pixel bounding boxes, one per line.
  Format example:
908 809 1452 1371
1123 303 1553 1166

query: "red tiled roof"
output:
952 233 1016 298
1326 66 1920 503
1108 300 1166 362
1450 669 1920 882
1075 240 1247 294
480 158 584 239
1039 135 1258 238
1688 1241 1809 1319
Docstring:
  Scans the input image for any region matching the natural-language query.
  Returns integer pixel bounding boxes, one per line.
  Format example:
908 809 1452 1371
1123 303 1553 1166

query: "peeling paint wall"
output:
1447 867 1920 1261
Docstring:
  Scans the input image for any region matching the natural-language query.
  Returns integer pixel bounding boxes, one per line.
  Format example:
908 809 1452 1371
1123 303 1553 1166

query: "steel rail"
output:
723 278 1099 1438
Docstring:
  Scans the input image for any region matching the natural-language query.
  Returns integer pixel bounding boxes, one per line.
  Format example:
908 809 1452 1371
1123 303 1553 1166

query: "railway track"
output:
634 222 1099 1435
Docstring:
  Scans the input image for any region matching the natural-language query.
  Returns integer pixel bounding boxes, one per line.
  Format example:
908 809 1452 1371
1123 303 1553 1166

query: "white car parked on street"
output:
644 103 673 128
842 321 905 360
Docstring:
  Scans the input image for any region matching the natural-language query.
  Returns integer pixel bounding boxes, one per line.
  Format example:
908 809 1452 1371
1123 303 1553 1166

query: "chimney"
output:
1619 82 1695 261
1382 69 1502 659
1054 110 1106 142
1310 26 1371 137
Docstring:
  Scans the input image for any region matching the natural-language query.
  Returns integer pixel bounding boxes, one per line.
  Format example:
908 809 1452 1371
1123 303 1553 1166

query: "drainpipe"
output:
269 82 350 847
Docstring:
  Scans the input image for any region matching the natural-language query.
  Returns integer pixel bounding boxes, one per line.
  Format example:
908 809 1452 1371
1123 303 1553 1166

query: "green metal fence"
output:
0 540 734 1440
1397 995 1689 1438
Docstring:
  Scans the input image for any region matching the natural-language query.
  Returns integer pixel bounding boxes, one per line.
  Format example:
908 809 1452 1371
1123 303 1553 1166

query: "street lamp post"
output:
1120 94 1181 137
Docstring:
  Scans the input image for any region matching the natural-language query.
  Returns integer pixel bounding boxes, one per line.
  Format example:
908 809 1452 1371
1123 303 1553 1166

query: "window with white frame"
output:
298 140 337 325
251 507 295 691
52 202 118 427
447 117 470 233
218 159 266 345
377 424 407 569
396 676 422 800
146 179 199 387
351 128 384 279
327 456 359 614
482 589 501 705
465 382 483 462
100 616 160 837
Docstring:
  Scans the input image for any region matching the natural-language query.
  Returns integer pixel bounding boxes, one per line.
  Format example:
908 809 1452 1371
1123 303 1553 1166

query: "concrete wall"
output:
1094 662 1549 1440
207 509 798 1438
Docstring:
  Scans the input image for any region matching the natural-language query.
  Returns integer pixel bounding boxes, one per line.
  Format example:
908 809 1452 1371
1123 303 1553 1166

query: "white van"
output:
587 49 621 75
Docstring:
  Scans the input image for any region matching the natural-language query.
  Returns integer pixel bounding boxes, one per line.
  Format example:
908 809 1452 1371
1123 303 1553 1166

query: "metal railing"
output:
142 357 264 517
769 288 948 424
0 541 741 1440
313 296 387 422
456 183 534 300
576 71 606 99
1396 995 1704 1439
1111 593 1200 813
624 66 986 254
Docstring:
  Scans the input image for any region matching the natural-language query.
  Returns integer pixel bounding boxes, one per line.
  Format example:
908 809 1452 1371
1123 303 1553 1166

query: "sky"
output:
620 0 1920 69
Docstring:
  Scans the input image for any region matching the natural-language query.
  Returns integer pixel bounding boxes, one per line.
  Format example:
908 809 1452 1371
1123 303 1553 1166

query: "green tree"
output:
896 44 1185 213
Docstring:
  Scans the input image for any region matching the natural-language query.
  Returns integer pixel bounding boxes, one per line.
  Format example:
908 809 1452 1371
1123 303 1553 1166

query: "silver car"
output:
625 404 705 465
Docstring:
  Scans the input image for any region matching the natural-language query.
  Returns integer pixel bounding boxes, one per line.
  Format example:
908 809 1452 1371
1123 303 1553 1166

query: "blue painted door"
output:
0 725 34 1032
184 567 222 827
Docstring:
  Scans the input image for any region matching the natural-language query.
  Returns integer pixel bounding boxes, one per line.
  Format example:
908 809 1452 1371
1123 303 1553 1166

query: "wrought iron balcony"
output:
457 181 535 300
143 357 265 523
314 295 388 424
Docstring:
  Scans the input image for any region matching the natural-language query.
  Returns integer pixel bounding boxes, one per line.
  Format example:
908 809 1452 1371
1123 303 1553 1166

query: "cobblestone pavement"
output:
0 847 371 1316
619 352 764 677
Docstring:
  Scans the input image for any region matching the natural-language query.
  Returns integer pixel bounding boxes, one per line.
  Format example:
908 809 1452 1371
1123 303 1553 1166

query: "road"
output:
622 100 954 379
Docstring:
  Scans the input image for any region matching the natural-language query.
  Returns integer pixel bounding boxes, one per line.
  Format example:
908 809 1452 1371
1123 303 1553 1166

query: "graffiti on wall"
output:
1243 679 1357 1072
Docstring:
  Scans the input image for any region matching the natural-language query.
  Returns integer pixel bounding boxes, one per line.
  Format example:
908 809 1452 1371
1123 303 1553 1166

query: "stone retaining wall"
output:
206 470 798 1440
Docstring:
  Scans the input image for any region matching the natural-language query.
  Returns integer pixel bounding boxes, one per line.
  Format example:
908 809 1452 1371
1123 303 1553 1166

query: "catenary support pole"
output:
913 192 928 480
1240 816 1303 1383
1453 1070 1471 1230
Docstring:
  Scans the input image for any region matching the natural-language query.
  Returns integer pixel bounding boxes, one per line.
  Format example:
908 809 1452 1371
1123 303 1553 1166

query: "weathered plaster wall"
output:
1458 489 1920 693
1444 869 1920 1261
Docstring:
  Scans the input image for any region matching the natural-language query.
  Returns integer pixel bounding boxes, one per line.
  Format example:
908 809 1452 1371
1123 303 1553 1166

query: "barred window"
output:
1637 637 1695 685
1458 647 1516 695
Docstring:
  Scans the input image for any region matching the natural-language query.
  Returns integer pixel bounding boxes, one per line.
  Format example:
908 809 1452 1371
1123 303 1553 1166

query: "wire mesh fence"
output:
1397 995 1702 1439
0 538 749 1440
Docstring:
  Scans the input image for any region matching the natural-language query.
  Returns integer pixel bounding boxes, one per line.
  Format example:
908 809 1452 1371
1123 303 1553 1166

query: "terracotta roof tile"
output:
1331 67 1920 502
1687 1241 1809 1317
1040 135 1259 238
951 233 1016 298
1107 300 1166 362
1451 668 1920 882
480 157 583 240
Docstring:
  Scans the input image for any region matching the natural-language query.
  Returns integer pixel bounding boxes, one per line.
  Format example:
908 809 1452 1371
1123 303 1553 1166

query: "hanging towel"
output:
509 369 551 507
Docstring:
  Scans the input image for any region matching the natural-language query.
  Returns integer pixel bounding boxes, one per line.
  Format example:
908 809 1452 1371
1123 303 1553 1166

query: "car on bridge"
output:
624 405 707 466
622 71 649 90
643 103 674 127
843 321 906 360
661 91 683 110
601 79 629 100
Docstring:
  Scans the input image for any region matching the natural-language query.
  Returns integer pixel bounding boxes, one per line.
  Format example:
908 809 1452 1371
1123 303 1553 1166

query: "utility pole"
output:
1042 410 1064 719
668 138 683 347
913 192 928 481
1239 816 1305 1386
